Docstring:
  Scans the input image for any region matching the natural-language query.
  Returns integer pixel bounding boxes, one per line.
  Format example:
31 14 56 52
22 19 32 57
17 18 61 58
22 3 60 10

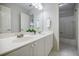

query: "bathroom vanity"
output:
0 31 53 56
0 4 54 56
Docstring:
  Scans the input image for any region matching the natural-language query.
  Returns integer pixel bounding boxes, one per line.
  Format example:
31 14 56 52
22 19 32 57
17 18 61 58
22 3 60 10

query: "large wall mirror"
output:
0 3 51 34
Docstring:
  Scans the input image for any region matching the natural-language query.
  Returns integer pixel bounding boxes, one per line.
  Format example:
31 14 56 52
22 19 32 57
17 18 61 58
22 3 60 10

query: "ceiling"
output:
16 3 76 17
0 3 75 17
15 3 34 11
59 3 75 17
0 3 35 12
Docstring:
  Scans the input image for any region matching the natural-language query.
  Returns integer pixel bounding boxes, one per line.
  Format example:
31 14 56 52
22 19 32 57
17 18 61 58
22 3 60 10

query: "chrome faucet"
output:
17 34 24 38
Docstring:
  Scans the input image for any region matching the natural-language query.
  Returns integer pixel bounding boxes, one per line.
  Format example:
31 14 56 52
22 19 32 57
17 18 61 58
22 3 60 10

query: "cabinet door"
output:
33 39 45 56
44 34 53 56
49 34 53 49
6 43 33 56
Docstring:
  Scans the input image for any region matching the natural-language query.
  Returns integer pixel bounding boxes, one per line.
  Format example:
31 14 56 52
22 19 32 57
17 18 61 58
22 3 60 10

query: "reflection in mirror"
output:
20 3 44 33
0 3 51 35
21 12 30 32
0 5 11 33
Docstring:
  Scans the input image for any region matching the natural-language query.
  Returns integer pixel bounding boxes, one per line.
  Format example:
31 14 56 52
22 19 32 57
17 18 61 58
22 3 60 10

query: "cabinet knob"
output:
31 43 37 47
7 29 11 31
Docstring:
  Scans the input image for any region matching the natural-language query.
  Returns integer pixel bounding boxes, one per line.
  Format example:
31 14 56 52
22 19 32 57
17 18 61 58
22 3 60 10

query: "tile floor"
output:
49 38 78 56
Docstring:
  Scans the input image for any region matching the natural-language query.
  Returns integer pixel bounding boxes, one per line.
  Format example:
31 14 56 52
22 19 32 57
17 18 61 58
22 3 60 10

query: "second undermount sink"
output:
13 35 35 43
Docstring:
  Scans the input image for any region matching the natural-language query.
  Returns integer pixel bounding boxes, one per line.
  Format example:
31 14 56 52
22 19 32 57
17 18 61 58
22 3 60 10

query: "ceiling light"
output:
59 4 63 6
32 3 43 10
59 3 66 6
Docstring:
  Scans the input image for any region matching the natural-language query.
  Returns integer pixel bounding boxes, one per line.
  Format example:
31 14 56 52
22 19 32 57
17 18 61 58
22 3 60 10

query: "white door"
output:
59 16 75 38
0 5 11 33
21 12 30 32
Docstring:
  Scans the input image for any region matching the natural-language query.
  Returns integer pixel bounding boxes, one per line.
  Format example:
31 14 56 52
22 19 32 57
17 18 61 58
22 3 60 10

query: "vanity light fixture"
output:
59 3 68 7
32 3 43 10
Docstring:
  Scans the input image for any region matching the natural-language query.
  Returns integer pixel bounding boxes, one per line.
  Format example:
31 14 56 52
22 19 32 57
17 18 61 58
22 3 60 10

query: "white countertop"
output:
0 31 53 55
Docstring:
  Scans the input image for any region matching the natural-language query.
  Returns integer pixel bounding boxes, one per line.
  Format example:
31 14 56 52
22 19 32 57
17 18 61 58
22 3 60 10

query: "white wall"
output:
73 4 79 55
29 3 59 50
59 16 75 39
75 4 79 54
44 4 59 50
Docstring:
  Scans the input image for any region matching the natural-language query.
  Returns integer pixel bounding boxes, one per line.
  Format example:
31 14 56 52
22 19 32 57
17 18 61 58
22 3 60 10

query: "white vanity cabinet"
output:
44 34 53 55
32 37 45 56
6 38 45 56
6 33 53 56
6 43 33 56
33 34 53 56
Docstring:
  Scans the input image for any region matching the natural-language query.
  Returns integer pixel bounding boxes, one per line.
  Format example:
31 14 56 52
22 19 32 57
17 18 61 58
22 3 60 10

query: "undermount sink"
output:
13 36 35 43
